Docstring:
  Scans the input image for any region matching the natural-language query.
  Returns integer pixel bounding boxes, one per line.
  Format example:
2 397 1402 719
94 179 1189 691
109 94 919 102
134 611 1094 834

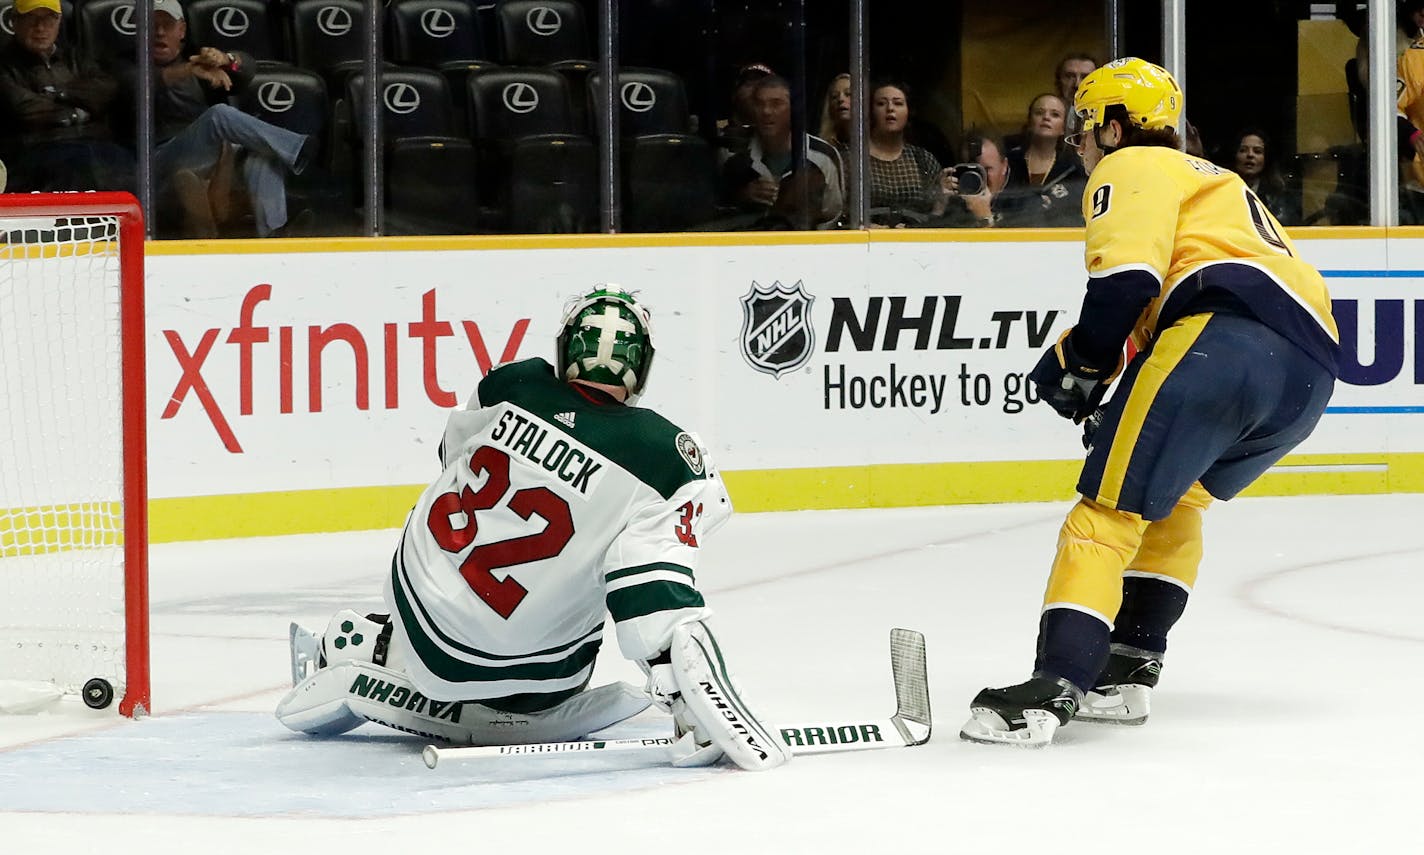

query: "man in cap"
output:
119 0 314 237
0 0 134 191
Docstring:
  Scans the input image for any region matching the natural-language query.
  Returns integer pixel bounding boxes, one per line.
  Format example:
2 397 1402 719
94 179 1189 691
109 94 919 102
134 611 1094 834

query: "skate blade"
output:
1074 685 1150 726
959 707 1059 747
289 622 320 687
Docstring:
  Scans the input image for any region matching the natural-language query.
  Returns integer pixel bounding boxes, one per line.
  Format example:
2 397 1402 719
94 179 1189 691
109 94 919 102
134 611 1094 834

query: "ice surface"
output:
3 495 1420 853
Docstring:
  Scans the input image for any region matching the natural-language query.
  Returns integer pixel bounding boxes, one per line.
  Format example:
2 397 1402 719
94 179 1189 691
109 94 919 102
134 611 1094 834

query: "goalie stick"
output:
421 627 931 769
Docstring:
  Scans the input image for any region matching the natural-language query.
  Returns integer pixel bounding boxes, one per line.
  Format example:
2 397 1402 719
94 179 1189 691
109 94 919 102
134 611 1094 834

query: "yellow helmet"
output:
1073 57 1183 137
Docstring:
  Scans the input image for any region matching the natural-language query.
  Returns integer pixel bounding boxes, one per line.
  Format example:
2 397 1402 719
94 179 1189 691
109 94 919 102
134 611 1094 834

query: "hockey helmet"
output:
556 287 655 401
1073 57 1183 139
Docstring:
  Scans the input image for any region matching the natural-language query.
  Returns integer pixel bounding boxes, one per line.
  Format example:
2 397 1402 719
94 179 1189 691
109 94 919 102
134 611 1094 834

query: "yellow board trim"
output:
128 451 1424 543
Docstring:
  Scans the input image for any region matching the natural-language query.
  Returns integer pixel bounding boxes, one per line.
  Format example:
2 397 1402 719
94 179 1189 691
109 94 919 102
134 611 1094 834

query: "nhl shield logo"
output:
739 280 815 378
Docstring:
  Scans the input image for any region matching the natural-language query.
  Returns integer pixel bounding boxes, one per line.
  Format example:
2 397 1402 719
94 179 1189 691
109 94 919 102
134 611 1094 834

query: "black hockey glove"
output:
1028 329 1120 423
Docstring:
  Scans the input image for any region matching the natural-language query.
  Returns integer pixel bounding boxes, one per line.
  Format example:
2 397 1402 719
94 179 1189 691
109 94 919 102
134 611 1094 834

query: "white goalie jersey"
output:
385 358 730 706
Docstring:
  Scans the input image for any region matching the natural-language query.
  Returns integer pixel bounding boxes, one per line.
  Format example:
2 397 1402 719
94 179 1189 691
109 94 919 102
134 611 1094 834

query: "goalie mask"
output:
556 287 655 402
1073 57 1183 140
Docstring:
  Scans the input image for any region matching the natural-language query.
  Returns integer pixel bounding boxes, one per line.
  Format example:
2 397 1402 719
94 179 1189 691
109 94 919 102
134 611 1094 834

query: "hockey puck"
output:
82 677 114 710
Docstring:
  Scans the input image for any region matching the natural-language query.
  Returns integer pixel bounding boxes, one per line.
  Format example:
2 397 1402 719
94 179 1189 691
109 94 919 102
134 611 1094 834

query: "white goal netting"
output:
0 212 137 714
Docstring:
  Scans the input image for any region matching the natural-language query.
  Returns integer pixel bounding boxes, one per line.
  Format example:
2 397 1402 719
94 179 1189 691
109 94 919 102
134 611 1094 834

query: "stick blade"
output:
889 628 931 745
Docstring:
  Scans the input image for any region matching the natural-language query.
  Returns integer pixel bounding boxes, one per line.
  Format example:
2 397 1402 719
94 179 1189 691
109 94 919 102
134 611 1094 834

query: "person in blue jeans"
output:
122 0 313 236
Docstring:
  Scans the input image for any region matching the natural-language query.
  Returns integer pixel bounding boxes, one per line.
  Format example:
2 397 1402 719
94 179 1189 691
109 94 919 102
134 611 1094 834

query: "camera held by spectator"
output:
952 163 987 196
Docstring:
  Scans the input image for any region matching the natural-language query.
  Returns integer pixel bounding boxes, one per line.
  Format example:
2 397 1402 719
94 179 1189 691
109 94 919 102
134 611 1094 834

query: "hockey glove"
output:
1028 329 1121 423
642 651 724 767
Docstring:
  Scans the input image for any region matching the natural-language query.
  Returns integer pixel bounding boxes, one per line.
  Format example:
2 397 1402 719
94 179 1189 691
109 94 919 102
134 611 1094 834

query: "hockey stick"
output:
421 627 930 769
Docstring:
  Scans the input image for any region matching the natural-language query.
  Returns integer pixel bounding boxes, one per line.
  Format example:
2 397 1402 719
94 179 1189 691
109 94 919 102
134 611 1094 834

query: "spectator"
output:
1004 93 1085 226
1056 52 1098 138
937 131 1038 228
718 74 844 229
1226 127 1300 226
818 72 851 153
717 62 774 147
1182 117 1205 159
865 81 953 225
0 0 134 192
119 0 313 237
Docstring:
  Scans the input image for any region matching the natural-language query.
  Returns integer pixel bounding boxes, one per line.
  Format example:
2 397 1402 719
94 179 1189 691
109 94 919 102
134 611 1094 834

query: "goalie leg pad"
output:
669 621 790 771
276 659 651 744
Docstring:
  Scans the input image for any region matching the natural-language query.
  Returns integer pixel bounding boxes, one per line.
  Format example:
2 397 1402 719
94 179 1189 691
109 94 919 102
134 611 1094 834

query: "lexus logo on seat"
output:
212 6 251 38
620 81 655 112
0 8 13 35
257 81 296 113
501 82 539 113
525 6 561 36
384 82 421 114
316 5 353 37
419 8 455 38
109 5 137 35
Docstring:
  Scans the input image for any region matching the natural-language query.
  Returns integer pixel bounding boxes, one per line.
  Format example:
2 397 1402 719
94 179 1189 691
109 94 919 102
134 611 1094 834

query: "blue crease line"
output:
1320 270 1424 278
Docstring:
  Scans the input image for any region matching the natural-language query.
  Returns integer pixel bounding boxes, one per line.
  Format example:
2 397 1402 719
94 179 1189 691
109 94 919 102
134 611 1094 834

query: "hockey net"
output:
0 193 149 717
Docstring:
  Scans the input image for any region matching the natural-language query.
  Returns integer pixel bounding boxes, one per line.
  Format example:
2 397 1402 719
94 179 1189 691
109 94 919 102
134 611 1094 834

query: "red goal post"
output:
0 192 149 717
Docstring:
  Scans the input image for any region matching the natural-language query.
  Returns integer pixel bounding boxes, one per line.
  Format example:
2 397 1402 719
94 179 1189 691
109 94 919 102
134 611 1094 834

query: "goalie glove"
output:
1028 328 1122 423
641 650 726 768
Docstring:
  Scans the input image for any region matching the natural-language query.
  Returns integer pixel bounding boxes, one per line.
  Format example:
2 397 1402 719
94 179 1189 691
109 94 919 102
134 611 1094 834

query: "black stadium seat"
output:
493 0 589 68
76 0 138 63
184 0 281 62
348 68 479 233
621 133 717 232
465 65 576 141
291 0 364 84
388 0 485 69
586 67 691 138
465 66 592 232
508 134 595 233
236 65 327 140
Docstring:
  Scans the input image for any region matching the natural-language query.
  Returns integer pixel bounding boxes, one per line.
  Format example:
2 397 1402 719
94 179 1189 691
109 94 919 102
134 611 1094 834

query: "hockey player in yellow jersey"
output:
961 58 1339 747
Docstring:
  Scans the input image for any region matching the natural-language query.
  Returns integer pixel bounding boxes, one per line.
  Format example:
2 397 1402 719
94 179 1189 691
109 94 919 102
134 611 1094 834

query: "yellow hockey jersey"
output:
1078 145 1338 374
1399 37 1424 187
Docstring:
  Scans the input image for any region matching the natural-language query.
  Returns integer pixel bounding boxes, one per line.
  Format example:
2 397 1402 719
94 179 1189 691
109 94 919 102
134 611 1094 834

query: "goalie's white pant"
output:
276 610 649 744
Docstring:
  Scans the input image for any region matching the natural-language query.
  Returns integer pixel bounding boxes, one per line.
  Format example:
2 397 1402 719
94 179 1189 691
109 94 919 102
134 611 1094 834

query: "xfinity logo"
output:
501 82 538 113
109 5 136 35
257 81 296 113
524 5 561 35
383 82 421 114
419 7 455 38
315 5 353 37
620 81 655 112
212 6 251 38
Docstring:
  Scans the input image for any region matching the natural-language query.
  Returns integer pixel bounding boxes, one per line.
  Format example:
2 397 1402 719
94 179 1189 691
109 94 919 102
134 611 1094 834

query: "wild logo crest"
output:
739 280 816 378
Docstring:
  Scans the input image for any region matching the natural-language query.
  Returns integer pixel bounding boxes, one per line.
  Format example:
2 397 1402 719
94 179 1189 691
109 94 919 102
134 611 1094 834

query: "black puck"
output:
82 677 114 710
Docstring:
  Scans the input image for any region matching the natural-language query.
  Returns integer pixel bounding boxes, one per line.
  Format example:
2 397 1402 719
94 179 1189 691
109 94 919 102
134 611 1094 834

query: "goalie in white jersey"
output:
277 287 789 771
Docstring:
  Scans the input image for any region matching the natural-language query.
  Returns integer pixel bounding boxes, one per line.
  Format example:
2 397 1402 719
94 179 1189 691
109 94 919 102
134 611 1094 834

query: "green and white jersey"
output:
384 358 728 707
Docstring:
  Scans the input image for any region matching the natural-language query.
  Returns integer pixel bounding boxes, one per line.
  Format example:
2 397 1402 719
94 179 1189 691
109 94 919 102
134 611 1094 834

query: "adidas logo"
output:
554 411 576 428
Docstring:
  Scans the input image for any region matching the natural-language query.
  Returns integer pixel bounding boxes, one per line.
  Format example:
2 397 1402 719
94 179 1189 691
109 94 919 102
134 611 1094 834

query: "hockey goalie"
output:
277 287 789 772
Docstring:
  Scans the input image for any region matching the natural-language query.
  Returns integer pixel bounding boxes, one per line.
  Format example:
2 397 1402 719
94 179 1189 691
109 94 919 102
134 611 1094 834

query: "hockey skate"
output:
1075 646 1161 726
289 622 323 686
959 676 1082 747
